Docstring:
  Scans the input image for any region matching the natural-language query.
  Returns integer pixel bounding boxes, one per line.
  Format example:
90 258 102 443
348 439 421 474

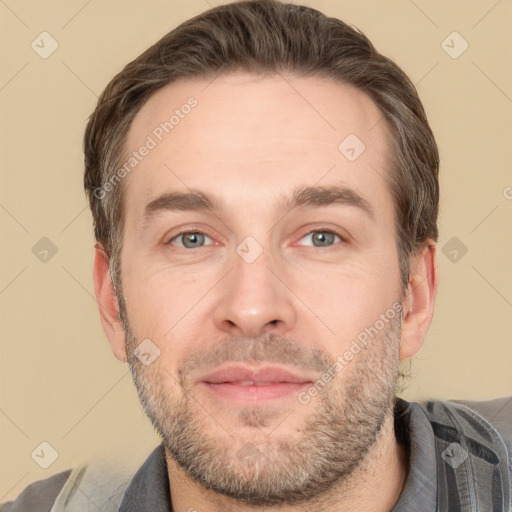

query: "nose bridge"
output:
233 241 275 302
213 237 297 337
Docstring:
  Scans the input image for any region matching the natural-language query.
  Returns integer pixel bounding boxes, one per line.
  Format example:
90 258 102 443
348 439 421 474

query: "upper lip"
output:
199 364 314 385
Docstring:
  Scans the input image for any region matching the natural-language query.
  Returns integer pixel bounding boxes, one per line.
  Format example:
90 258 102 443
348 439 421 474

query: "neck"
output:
165 411 409 512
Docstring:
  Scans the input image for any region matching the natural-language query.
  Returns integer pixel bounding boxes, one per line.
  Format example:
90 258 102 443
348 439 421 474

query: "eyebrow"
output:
143 190 221 228
283 185 374 219
142 184 374 228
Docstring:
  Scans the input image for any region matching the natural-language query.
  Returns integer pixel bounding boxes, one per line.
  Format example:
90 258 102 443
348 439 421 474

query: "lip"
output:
200 364 313 385
197 364 314 402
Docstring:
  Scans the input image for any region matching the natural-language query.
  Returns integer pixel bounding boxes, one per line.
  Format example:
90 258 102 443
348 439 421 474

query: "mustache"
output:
176 332 333 384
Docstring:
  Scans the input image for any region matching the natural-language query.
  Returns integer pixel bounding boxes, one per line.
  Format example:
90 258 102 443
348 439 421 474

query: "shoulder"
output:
408 396 512 510
419 396 512 486
453 395 512 442
1 457 137 512
417 395 512 450
452 395 512 475
416 396 511 434
0 469 72 512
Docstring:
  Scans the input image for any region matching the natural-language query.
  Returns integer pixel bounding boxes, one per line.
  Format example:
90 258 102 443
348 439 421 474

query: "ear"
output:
399 242 438 360
92 243 127 362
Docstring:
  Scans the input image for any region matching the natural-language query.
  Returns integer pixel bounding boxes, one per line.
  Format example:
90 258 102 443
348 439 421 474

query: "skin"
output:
93 71 438 511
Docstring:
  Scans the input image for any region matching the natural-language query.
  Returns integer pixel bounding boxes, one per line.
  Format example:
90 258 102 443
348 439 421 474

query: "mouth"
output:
197 364 313 402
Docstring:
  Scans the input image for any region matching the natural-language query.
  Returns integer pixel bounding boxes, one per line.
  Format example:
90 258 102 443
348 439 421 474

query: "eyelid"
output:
163 224 349 248
170 233 213 248
165 226 218 247
295 225 349 246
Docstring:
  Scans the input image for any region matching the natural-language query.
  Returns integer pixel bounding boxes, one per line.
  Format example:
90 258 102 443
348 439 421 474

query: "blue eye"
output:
169 232 213 249
299 230 342 247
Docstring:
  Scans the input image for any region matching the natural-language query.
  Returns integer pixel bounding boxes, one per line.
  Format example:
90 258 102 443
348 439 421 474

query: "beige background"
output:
1 0 511 502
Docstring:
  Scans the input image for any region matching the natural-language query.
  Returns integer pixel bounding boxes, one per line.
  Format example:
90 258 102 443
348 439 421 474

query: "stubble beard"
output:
123 310 401 506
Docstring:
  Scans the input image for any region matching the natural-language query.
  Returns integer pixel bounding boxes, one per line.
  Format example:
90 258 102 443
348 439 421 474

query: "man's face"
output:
118 72 404 505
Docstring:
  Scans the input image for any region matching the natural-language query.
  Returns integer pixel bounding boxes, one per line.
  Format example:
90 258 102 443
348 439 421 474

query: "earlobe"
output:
92 244 127 362
399 242 438 360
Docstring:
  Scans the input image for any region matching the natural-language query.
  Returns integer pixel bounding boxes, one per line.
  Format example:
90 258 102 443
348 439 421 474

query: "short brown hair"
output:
84 0 439 293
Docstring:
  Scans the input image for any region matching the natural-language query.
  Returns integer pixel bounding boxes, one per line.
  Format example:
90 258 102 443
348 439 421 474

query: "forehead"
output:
122 71 393 219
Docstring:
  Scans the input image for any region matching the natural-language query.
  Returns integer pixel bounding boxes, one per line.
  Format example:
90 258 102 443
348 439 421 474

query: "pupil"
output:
314 232 333 246
184 233 203 248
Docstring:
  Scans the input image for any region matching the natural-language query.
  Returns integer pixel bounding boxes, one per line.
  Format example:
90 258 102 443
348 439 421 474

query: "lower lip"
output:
200 382 311 402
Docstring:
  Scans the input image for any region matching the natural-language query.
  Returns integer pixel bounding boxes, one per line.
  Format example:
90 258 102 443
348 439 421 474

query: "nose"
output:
212 246 297 339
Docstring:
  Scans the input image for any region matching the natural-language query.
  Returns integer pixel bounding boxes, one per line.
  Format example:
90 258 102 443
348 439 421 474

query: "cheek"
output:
292 257 400 344
122 265 208 339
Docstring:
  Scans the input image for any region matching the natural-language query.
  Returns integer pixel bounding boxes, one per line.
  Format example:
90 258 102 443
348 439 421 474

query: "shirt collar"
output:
119 398 438 511
119 443 171 512
391 398 438 511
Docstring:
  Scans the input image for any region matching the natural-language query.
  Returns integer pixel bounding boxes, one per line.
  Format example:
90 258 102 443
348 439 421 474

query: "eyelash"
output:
166 227 347 248
297 227 347 246
167 229 215 247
